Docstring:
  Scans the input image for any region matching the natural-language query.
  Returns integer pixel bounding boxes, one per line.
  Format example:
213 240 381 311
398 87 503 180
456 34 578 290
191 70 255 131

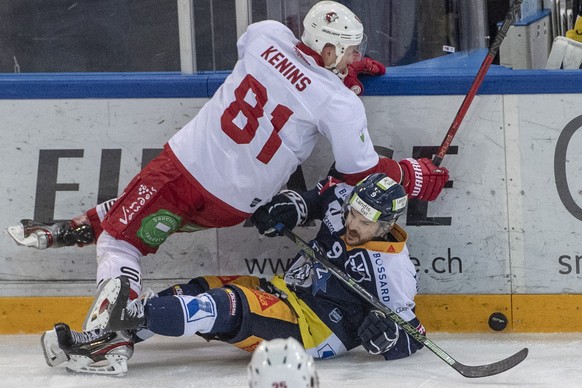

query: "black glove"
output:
250 190 307 237
358 310 400 355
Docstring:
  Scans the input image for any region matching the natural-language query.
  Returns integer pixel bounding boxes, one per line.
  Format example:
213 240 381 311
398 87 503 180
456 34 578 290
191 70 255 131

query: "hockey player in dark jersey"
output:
42 173 424 376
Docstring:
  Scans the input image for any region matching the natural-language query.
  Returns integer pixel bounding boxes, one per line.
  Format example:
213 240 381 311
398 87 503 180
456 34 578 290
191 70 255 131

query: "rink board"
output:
1 293 580 334
0 67 581 333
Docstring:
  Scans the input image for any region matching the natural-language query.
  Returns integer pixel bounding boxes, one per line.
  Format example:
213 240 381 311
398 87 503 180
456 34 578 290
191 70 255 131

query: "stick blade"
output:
453 348 528 378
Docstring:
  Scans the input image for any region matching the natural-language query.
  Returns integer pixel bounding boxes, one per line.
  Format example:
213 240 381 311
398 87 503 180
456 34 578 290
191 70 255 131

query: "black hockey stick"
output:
275 224 528 378
432 0 523 167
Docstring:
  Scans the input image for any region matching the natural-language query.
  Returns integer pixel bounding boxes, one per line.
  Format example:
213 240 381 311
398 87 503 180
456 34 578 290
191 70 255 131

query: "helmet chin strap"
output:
326 45 350 80
327 52 348 79
330 66 348 80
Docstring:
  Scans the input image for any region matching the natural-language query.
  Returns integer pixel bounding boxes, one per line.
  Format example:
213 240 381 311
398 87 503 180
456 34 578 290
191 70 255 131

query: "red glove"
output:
398 158 449 201
343 57 386 96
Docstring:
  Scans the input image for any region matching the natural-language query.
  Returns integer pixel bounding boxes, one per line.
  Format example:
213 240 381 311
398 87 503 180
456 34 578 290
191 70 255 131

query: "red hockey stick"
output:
432 0 523 167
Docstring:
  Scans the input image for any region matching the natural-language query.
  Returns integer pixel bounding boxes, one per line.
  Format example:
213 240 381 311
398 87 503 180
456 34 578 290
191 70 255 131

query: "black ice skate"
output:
6 219 94 249
53 322 134 377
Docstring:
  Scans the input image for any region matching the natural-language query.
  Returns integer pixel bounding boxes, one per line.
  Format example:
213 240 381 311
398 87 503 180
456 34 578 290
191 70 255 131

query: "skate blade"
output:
65 354 128 377
40 330 69 367
5 225 40 248
83 278 123 331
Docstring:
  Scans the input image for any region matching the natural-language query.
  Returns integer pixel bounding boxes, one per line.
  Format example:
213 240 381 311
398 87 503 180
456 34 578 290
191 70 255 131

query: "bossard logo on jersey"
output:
137 209 182 247
345 251 371 283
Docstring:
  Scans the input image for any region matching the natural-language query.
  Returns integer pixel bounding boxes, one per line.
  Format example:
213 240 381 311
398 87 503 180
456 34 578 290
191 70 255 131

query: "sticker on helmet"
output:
350 194 381 221
324 12 339 24
392 196 408 212
376 177 397 190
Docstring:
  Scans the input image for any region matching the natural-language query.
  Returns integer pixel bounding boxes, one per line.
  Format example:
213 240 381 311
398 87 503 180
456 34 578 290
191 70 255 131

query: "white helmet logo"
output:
324 12 339 24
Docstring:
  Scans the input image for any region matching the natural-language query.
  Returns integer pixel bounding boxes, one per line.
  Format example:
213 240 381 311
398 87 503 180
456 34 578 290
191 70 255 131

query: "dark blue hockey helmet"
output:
347 173 407 223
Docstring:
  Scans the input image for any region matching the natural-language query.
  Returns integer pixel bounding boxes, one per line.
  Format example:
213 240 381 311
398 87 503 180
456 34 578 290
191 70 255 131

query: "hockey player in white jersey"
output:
42 173 424 376
10 1 447 300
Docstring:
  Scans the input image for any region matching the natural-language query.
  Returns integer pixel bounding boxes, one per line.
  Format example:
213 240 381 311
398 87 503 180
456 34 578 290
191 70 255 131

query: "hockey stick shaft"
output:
432 0 523 167
276 224 528 378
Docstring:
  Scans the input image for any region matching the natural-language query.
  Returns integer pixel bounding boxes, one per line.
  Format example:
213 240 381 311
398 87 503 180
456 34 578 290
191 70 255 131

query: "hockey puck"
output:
488 312 508 331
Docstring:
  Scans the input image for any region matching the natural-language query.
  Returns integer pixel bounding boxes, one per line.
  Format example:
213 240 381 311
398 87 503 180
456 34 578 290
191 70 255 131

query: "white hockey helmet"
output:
247 337 319 388
302 1 366 70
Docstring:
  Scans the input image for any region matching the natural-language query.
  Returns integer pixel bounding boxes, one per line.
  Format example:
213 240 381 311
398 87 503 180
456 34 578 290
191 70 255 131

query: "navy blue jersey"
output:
281 178 423 359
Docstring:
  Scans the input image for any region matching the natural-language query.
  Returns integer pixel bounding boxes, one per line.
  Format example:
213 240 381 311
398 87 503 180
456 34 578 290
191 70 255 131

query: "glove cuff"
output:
398 158 423 198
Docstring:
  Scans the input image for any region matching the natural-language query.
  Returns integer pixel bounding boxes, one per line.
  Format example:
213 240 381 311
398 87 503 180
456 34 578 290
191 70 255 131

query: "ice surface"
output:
1 332 581 387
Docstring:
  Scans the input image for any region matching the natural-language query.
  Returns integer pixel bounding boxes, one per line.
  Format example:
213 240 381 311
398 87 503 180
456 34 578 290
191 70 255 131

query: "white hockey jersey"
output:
168 20 379 213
